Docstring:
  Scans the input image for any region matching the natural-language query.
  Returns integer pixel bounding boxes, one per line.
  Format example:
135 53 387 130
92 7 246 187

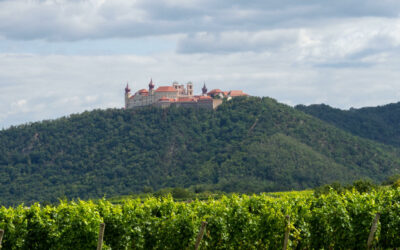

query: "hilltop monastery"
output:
124 79 248 109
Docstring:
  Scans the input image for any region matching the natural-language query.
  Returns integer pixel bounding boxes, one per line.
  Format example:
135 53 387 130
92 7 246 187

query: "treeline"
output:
296 102 400 147
109 177 400 203
0 97 400 205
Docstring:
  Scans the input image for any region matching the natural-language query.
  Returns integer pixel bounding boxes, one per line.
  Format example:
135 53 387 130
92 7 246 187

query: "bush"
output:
314 182 345 197
392 179 400 189
172 187 193 199
314 179 378 197
352 179 377 193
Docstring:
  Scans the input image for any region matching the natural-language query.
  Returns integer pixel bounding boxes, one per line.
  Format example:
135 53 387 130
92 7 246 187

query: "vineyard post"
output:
367 213 380 250
97 223 106 250
282 215 290 250
194 221 207 250
0 229 4 248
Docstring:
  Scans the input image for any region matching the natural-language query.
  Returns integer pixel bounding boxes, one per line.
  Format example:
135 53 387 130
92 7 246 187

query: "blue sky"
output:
1 0 400 129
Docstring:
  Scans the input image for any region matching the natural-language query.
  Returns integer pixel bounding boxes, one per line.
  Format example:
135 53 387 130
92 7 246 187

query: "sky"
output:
1 0 400 129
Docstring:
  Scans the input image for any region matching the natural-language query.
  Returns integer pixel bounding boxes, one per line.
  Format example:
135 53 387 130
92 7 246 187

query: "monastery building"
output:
125 79 248 110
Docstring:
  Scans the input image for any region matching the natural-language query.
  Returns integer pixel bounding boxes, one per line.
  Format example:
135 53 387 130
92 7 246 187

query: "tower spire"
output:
149 78 155 90
124 82 131 109
202 82 208 95
125 82 131 93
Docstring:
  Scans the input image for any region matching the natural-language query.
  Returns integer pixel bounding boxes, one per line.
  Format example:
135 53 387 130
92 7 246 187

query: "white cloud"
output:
0 0 400 41
177 30 299 53
13 99 27 108
295 18 400 64
85 95 99 103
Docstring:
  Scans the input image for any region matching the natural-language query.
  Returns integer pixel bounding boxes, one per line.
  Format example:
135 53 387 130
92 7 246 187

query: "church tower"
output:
125 83 131 108
202 82 208 96
148 78 155 95
186 81 193 96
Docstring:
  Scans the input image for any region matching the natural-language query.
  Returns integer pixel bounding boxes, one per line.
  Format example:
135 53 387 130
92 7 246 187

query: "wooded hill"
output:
296 102 400 147
1 97 400 205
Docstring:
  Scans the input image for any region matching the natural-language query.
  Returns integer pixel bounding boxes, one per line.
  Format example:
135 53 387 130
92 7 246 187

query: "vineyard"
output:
1 189 400 249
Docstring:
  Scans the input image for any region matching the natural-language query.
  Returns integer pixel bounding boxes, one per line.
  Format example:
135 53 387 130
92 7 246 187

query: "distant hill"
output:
1 97 400 205
296 102 400 147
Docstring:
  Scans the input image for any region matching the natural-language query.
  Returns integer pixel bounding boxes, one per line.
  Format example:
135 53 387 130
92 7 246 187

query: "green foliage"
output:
392 179 400 189
314 179 378 197
383 174 400 186
314 182 346 197
352 179 378 193
0 97 400 205
296 102 400 147
1 191 400 249
171 187 193 199
0 201 103 250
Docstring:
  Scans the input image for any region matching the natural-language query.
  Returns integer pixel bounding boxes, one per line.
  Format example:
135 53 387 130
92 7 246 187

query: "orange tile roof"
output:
177 98 196 102
155 86 178 92
137 89 149 96
208 89 223 94
229 90 248 97
198 96 212 100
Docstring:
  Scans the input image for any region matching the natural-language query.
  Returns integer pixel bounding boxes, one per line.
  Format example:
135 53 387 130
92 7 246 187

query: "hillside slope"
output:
296 102 400 147
1 97 399 205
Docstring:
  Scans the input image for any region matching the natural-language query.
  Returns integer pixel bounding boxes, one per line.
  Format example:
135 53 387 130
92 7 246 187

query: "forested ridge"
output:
296 102 400 147
1 97 400 205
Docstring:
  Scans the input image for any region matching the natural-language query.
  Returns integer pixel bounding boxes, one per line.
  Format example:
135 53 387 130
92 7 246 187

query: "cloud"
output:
0 0 400 41
177 30 299 54
12 99 27 108
176 17 400 68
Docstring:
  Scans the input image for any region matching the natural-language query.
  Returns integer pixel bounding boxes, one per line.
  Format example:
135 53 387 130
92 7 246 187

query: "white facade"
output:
125 80 194 109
